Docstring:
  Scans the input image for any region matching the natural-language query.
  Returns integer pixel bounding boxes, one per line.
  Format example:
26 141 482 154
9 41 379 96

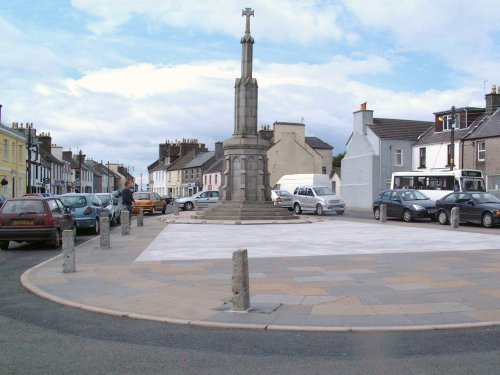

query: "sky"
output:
1 0 499 187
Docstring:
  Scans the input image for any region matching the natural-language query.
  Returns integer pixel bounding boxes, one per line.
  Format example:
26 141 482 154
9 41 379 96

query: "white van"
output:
275 174 332 195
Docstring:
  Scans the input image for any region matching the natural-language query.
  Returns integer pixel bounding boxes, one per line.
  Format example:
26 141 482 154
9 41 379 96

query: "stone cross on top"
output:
242 7 254 35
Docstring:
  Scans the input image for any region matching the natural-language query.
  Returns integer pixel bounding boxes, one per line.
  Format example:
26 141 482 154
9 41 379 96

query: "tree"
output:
332 152 345 169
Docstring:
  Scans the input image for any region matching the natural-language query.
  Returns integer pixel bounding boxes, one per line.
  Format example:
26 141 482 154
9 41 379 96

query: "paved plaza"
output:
22 212 500 331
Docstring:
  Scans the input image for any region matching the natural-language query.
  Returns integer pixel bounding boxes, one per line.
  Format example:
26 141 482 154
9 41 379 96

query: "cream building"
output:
1 122 26 198
266 122 332 188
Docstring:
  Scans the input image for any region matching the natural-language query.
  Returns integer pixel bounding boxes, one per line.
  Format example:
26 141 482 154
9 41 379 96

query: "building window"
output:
394 148 403 166
215 174 218 184
419 147 426 168
442 114 460 131
3 139 8 160
477 141 485 161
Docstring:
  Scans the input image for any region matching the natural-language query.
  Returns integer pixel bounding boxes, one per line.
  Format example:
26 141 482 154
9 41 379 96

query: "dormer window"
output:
441 114 460 131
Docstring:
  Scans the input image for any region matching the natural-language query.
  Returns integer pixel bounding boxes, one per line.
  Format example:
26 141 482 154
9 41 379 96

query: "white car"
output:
94 193 121 224
292 186 345 215
175 190 219 211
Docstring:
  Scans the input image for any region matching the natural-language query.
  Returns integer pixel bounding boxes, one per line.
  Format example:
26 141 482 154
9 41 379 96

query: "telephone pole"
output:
450 106 455 171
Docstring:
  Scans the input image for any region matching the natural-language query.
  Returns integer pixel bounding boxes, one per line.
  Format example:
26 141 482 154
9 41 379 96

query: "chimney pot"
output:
361 102 367 110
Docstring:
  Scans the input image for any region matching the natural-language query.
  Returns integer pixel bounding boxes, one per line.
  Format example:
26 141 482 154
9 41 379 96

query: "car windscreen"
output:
1 200 45 214
59 196 88 208
313 187 334 196
134 193 151 200
275 190 292 197
96 195 111 205
401 190 430 201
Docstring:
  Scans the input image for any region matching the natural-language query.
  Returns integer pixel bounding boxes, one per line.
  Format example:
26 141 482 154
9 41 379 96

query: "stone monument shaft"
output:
234 7 257 137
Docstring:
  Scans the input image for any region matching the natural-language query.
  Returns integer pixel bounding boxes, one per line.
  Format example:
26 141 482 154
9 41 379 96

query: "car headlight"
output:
411 204 425 211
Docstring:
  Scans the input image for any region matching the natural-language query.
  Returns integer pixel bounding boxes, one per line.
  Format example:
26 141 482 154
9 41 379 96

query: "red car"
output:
0 196 76 250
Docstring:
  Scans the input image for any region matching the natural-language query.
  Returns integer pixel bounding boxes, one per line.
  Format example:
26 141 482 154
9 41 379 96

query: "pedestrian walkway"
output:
22 212 500 331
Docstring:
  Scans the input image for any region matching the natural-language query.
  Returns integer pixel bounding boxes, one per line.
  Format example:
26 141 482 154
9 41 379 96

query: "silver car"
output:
271 190 293 210
292 186 345 215
175 190 219 211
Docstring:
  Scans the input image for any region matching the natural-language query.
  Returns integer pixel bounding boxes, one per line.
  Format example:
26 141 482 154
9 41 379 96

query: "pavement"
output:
21 210 500 332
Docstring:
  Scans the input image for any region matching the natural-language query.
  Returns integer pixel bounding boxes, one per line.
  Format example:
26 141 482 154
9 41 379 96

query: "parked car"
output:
161 194 174 205
94 192 121 224
132 191 167 215
58 193 103 234
292 186 345 215
175 190 219 211
435 191 500 228
373 189 436 222
271 189 293 210
0 195 6 209
0 196 76 250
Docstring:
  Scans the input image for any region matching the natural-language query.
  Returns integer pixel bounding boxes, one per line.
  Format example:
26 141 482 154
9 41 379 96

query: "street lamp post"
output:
450 106 456 171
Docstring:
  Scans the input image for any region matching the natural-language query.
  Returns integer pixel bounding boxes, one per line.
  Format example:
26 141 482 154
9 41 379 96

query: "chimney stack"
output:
486 84 500 115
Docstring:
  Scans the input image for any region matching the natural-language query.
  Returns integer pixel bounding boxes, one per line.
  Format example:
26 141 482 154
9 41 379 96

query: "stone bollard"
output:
231 249 250 312
100 216 111 249
62 229 76 273
380 204 387 223
450 207 460 229
174 201 179 216
121 210 130 235
194 200 199 214
137 208 144 227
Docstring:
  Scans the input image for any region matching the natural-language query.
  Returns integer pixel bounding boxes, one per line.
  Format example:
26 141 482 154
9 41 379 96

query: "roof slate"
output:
305 136 333 150
184 151 215 168
368 118 433 141
464 109 500 139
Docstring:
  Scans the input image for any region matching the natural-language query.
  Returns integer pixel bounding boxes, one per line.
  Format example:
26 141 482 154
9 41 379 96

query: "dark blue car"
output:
373 189 436 222
435 192 500 228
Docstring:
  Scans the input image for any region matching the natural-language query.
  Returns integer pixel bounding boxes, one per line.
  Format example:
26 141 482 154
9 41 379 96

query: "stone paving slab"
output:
21 213 500 331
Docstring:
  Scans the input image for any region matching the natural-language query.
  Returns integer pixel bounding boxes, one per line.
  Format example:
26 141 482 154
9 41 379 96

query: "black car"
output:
373 189 436 222
435 192 500 228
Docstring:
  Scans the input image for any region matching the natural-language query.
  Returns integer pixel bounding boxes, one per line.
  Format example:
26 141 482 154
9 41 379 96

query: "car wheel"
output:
373 207 380 220
336 210 344 215
315 204 324 216
403 209 413 222
116 214 121 224
482 212 494 228
47 230 61 248
0 241 9 250
437 210 448 225
185 202 194 211
93 218 100 234
294 203 302 215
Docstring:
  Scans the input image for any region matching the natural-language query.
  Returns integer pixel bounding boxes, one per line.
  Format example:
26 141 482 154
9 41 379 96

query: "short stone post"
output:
137 208 144 227
450 207 460 229
100 216 111 249
62 229 76 273
231 249 250 312
174 201 179 216
380 204 387 223
194 200 199 214
121 210 130 235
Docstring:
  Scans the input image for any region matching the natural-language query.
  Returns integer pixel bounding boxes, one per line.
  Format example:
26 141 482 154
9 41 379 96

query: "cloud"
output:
71 0 347 44
344 0 500 78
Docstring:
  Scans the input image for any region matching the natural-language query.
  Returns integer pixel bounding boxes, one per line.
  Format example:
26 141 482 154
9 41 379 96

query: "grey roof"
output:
305 137 333 150
368 118 433 141
184 151 215 169
167 153 196 171
204 158 223 174
414 115 489 145
464 108 500 140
